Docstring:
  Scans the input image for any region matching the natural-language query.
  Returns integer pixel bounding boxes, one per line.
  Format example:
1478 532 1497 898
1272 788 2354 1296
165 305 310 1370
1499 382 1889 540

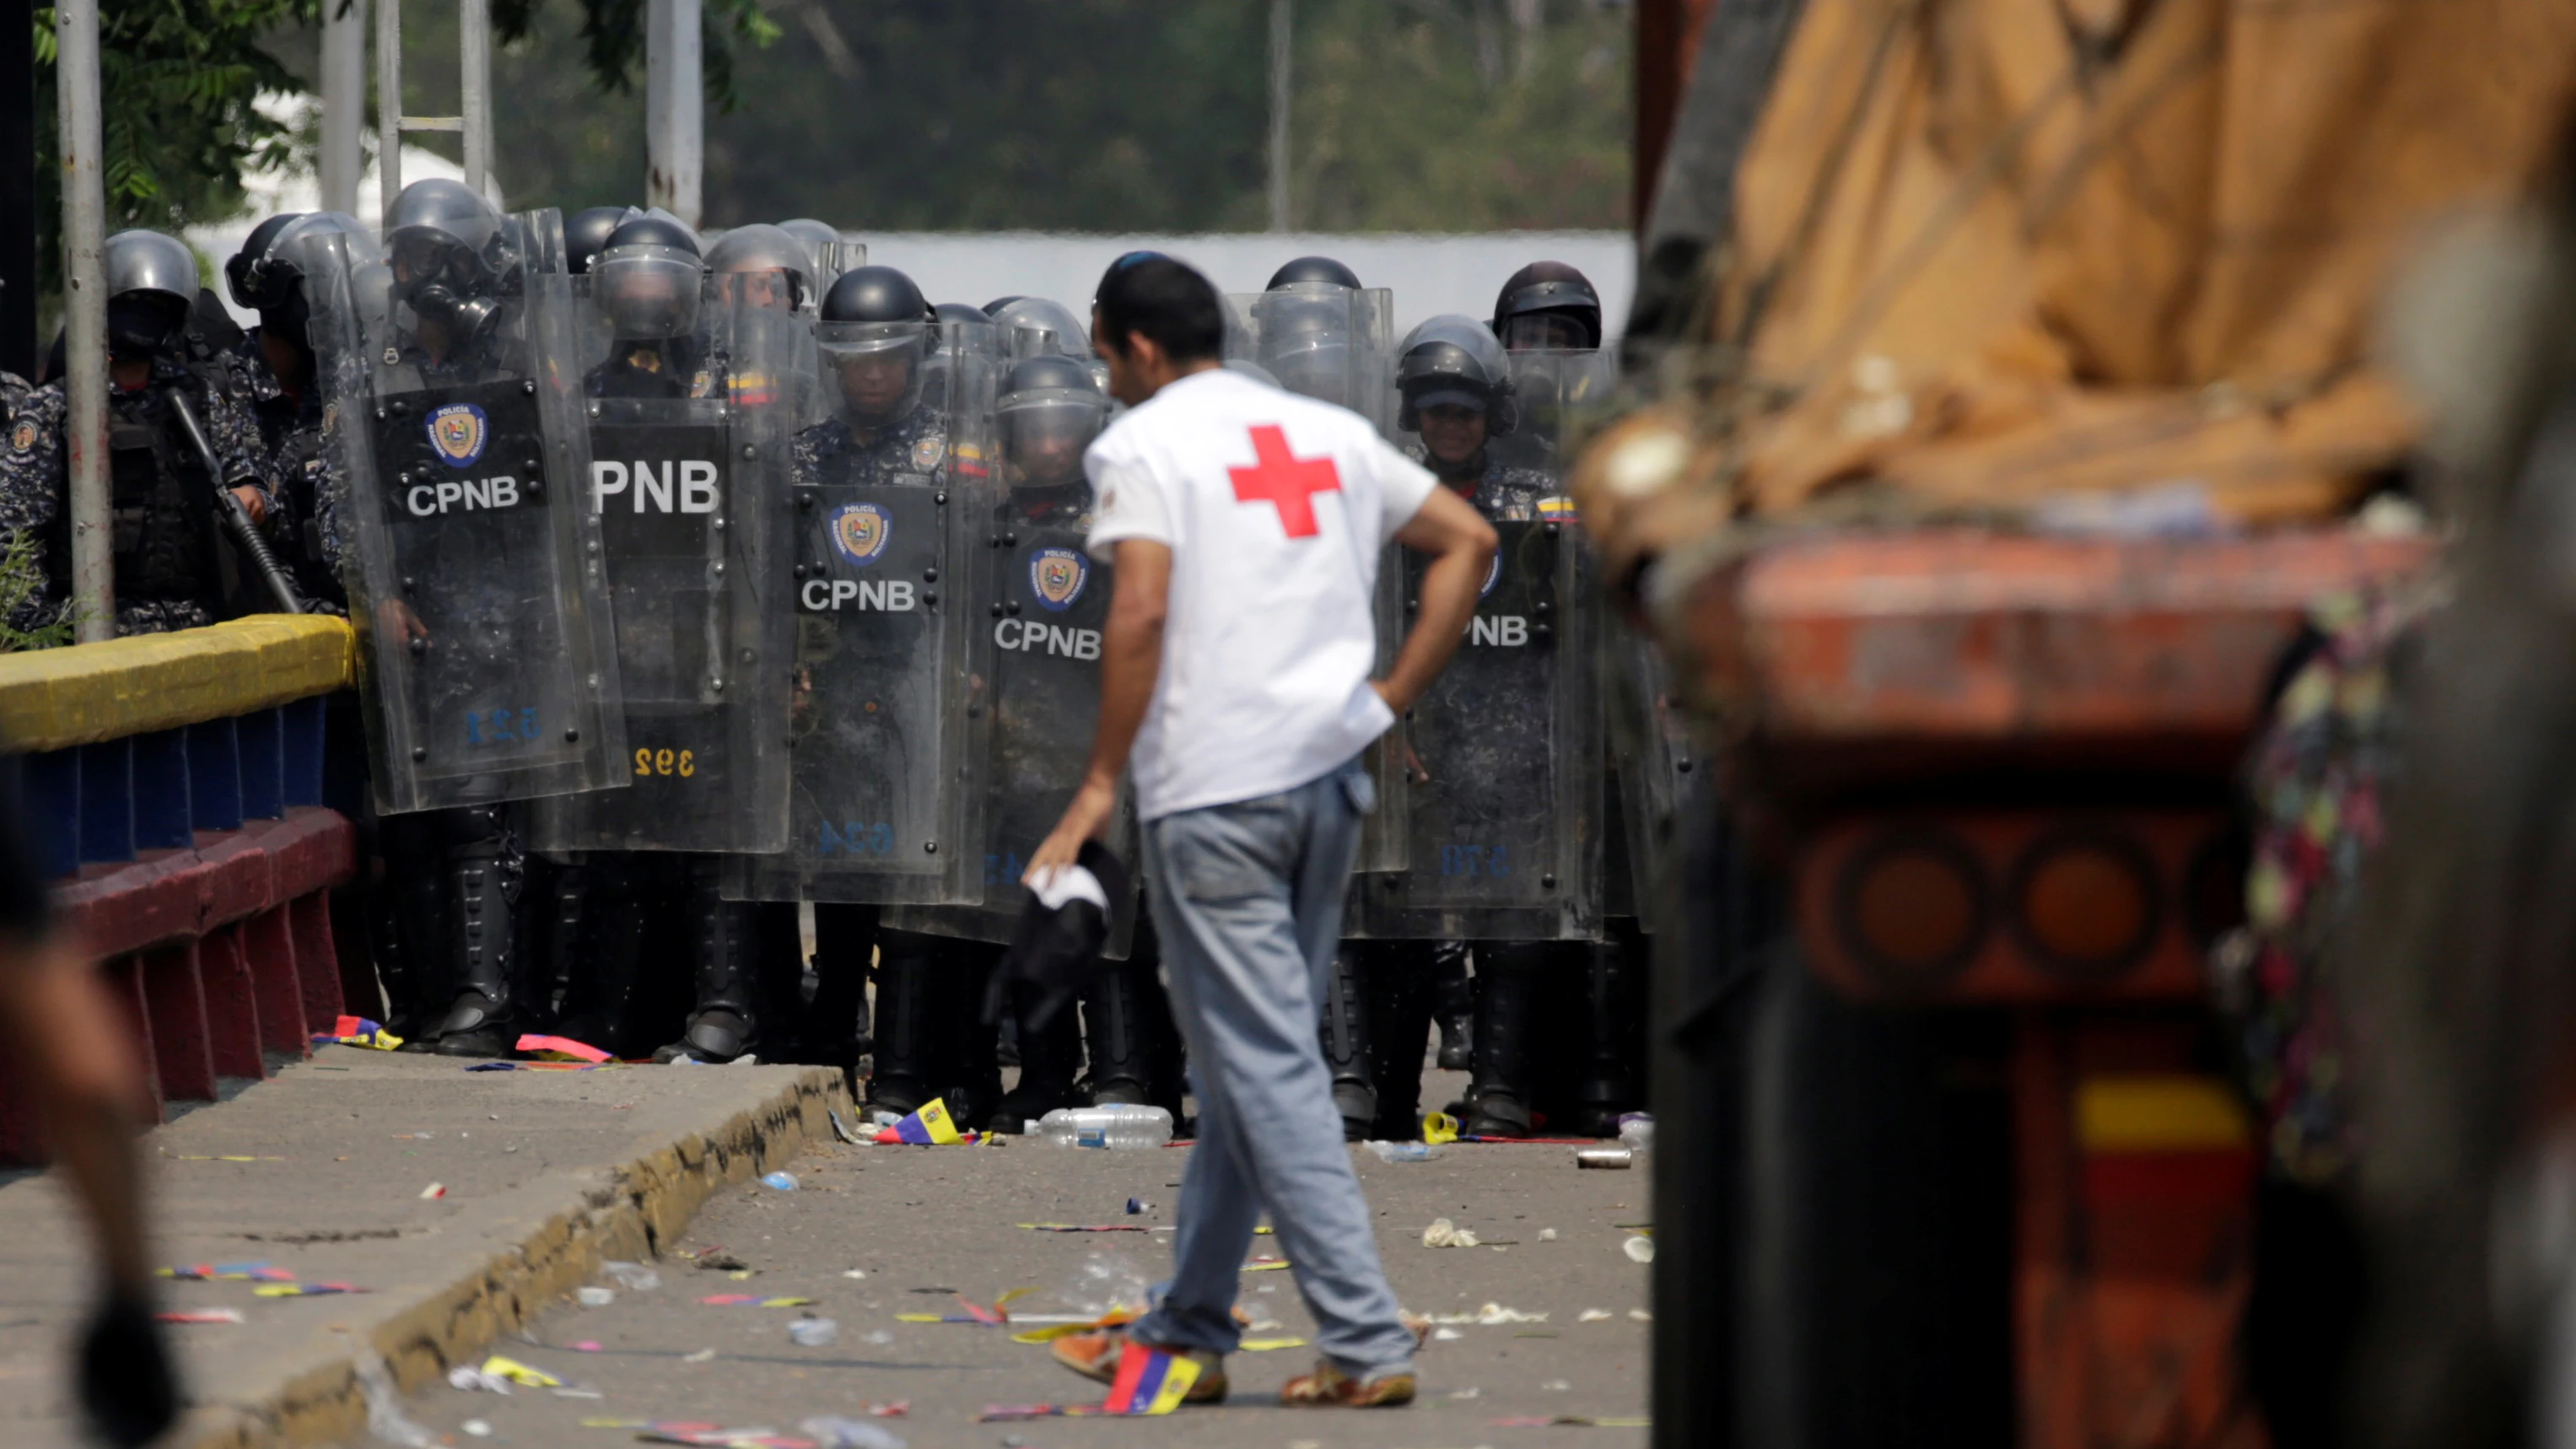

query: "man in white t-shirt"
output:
1027 253 1495 1409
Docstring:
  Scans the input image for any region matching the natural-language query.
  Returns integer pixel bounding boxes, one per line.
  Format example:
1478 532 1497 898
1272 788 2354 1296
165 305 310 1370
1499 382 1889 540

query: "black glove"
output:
984 838 1131 1034
79 1293 179 1447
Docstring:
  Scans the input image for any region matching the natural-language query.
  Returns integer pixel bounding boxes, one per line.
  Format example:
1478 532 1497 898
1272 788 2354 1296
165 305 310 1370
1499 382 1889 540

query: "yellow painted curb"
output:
0 617 353 752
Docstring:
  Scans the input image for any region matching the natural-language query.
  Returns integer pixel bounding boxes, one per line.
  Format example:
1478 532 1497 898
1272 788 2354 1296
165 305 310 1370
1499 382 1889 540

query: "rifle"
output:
163 390 307 616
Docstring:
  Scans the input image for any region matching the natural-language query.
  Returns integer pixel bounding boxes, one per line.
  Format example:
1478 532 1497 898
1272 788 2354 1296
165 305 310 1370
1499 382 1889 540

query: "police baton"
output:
162 391 308 616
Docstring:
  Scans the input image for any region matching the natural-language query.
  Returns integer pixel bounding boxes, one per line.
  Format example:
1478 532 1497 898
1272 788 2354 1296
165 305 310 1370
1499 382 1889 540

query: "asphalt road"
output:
385 1066 1653 1449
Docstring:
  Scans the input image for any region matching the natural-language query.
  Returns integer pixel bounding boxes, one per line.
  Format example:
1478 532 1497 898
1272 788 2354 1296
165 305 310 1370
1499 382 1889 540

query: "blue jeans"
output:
1126 755 1417 1379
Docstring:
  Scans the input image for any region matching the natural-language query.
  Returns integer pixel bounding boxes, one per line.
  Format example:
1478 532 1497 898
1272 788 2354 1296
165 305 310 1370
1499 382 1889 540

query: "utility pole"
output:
1267 0 1291 233
55 0 109 642
459 0 492 197
0 0 35 379
320 0 368 215
376 0 402 213
646 0 703 226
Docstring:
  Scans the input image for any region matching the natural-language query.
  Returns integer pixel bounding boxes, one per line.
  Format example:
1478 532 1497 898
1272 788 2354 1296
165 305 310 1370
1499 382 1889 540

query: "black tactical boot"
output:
1084 959 1158 1107
938 941 1008 1131
375 811 454 1042
993 980 1086 1132
1567 930 1646 1137
548 862 640 1054
1361 943 1438 1139
865 940 935 1116
806 903 876 1071
1320 950 1376 1142
654 859 763 1063
1461 943 1541 1137
429 813 532 1058
1431 940 1474 1071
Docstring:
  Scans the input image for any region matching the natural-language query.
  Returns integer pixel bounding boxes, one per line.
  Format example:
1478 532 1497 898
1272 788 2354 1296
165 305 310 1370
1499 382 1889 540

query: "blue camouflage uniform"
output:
1404 444 1561 522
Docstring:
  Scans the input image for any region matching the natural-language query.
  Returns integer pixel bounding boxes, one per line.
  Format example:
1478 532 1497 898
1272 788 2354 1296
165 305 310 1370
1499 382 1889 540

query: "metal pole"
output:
54 0 109 643
459 0 492 200
645 0 702 226
376 0 401 219
1267 0 1291 233
0 0 35 380
321 0 367 215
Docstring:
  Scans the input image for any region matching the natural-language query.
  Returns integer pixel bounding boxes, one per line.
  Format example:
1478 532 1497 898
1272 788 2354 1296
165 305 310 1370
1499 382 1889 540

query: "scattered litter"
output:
460 1419 493 1437
252 1282 366 1298
1421 1218 1481 1248
682 1347 716 1363
698 1295 815 1308
514 1032 612 1063
1366 1140 1440 1163
162 1261 293 1282
166 1153 285 1161
480 1355 563 1388
789 1316 842 1347
604 1261 662 1291
552 1387 604 1400
356 1349 437 1447
572 1340 602 1352
1244 1259 1291 1271
1425 1303 1549 1325
1539 1228 1559 1242
1578 1309 1613 1322
828 1107 865 1145
315 1015 403 1050
842 1269 867 1279
1576 1147 1635 1170
1015 1222 1149 1233
1624 1235 1657 1264
447 1364 511 1394
1124 1197 1149 1215
418 1182 446 1200
1238 1336 1308 1351
863 1329 894 1345
696 1252 752 1271
1618 1112 1655 1150
1490 1415 1654 1428
154 1309 243 1325
1543 1379 1571 1391
1447 1386 1482 1399
800 1415 908 1449
761 1172 800 1191
1630 1308 1652 1322
1422 1111 1462 1145
577 1287 615 1307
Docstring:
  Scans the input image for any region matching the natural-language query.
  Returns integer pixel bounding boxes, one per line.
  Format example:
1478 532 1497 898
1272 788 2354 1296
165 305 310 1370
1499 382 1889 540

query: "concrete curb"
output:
170 1064 851 1448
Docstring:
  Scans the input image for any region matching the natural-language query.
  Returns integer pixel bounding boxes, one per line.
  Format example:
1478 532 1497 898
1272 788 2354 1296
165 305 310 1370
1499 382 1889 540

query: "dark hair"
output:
1093 254 1223 364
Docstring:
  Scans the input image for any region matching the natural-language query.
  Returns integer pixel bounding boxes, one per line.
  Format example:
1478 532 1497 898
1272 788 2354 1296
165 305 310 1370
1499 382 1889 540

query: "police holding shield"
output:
301 178 623 1053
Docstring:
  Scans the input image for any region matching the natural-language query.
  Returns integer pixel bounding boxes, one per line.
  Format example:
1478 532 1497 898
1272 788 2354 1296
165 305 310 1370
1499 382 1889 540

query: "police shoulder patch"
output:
827 500 892 567
1029 546 1089 611
911 435 946 471
8 419 35 453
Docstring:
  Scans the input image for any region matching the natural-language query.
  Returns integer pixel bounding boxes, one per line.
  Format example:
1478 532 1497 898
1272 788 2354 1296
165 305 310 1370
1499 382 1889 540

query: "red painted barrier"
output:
0 806 357 1164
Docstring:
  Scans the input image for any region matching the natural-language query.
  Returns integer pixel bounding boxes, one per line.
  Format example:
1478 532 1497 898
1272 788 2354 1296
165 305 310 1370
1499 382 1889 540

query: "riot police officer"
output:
566 206 639 277
0 229 280 638
1489 261 1603 353
1250 256 1372 414
228 212 373 614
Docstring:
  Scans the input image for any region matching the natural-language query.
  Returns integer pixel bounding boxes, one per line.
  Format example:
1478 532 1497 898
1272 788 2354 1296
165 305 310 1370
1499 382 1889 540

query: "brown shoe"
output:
1049 1329 1229 1403
1280 1359 1417 1407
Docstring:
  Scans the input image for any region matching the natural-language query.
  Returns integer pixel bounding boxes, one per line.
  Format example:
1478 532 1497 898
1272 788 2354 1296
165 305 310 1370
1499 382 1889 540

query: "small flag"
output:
1102 1343 1200 1415
1537 494 1579 522
316 1015 403 1050
1422 1111 1461 1145
479 1355 562 1388
873 1097 965 1145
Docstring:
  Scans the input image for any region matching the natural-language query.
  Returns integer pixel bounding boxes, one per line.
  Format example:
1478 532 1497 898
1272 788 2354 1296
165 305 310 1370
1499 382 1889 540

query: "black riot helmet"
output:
818 264 933 428
595 214 703 340
1266 256 1361 291
998 353 1107 491
1254 284 1363 407
565 206 638 275
705 223 815 313
224 213 306 310
237 212 370 355
383 178 513 348
1395 315 1516 435
103 229 200 362
1491 261 1602 352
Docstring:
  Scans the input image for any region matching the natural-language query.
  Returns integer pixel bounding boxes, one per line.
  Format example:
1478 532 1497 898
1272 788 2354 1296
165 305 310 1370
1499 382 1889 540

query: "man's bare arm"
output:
1024 538 1172 878
1377 486 1498 715
0 929 153 1295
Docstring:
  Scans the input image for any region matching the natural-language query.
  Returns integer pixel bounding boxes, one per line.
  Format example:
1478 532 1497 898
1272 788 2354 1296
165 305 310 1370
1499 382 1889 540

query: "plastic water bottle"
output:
1364 1140 1438 1163
1036 1105 1173 1149
787 1316 841 1348
1617 1113 1655 1151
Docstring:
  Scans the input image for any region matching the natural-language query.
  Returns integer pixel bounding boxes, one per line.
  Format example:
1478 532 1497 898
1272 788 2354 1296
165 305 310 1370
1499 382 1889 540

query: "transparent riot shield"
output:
924 318 1000 497
1225 285 1395 433
885 514 1140 956
1498 347 1614 480
727 325 992 904
1351 518 1603 941
1352 546 1414 874
527 276 803 854
299 212 627 816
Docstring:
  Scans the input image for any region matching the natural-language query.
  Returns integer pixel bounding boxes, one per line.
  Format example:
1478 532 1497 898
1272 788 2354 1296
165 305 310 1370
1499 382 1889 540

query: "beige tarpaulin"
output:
1580 0 2576 563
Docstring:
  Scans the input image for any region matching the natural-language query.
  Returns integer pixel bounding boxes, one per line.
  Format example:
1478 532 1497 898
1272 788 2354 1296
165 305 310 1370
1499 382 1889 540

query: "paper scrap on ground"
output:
514 1032 612 1063
698 1295 815 1308
1016 1222 1150 1232
315 1015 403 1050
479 1355 563 1387
1422 1217 1481 1248
161 1261 294 1282
1625 1235 1657 1263
1238 1336 1309 1351
155 1309 244 1324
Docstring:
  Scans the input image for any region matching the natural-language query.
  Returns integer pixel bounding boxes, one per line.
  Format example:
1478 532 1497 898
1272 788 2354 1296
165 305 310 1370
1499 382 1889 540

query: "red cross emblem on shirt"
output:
1227 424 1342 539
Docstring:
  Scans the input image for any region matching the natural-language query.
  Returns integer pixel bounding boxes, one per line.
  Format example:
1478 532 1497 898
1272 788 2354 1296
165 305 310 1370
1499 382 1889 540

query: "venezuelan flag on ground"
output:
874 1097 968 1145
315 1015 402 1050
1102 1344 1201 1415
